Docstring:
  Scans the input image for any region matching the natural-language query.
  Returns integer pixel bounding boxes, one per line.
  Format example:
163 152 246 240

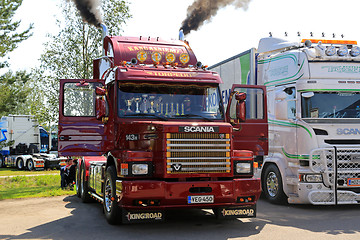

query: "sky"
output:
6 0 360 72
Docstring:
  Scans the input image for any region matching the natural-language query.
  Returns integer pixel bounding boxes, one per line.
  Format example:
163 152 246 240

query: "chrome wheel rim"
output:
104 178 112 213
266 172 279 197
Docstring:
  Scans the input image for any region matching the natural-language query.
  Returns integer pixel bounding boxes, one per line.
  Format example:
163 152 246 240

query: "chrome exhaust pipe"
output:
100 24 108 56
179 29 185 41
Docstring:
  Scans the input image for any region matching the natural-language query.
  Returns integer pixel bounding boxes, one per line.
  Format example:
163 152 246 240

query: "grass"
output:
0 168 59 176
0 168 75 200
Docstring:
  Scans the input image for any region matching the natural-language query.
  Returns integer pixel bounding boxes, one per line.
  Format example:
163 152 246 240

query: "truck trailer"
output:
209 37 360 205
0 115 63 170
58 26 268 224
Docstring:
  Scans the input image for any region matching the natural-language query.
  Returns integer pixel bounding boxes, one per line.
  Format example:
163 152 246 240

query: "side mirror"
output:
235 92 247 122
96 97 106 120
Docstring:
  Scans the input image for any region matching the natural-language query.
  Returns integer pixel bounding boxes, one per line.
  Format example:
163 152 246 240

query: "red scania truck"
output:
58 26 268 224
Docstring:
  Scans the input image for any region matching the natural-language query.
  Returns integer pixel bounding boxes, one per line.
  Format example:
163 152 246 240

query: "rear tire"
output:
27 159 35 171
262 164 287 204
17 158 24 170
103 165 122 225
80 162 92 203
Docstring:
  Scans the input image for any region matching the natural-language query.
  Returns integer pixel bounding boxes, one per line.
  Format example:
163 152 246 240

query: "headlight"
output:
235 162 252 174
300 174 322 183
132 164 149 175
337 45 348 56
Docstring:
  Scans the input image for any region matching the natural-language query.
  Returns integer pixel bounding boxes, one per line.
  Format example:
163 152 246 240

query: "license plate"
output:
348 178 360 186
188 195 214 204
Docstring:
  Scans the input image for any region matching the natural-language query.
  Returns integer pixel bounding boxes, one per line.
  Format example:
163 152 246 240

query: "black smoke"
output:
68 0 102 27
180 0 251 35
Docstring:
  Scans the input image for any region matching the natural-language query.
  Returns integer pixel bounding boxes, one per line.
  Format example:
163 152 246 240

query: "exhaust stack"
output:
179 29 185 41
100 24 108 56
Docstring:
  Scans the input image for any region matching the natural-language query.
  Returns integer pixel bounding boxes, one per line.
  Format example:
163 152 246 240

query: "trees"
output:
30 0 131 128
0 0 33 117
0 0 33 68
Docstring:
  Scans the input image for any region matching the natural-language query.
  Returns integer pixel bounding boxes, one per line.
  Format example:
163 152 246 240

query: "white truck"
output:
0 115 63 170
209 37 360 205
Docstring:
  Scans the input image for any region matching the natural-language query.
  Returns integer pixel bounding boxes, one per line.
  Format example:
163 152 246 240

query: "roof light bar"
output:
301 39 357 45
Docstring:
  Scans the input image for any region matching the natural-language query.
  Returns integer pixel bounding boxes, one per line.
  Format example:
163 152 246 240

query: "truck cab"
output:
58 31 267 224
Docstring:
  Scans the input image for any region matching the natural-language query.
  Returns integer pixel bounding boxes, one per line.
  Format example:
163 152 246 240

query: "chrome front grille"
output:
166 133 231 174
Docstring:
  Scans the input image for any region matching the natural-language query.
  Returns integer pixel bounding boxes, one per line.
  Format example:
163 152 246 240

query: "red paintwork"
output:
58 35 266 214
104 36 198 66
226 84 269 156
117 178 261 210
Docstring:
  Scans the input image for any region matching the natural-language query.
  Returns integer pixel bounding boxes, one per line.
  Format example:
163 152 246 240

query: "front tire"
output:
263 164 287 204
103 165 121 225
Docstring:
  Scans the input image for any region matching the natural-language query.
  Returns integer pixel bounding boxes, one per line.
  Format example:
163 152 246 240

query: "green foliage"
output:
0 140 14 149
0 1 34 118
29 0 131 127
0 70 32 117
0 0 33 68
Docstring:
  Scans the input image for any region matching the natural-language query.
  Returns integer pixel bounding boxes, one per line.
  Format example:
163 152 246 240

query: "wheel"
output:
103 165 121 225
80 162 92 203
262 164 287 204
27 159 35 171
17 158 24 170
76 163 82 198
0 155 3 168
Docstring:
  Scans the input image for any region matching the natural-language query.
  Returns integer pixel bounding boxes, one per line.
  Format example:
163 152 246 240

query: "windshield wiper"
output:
126 113 168 121
176 114 212 122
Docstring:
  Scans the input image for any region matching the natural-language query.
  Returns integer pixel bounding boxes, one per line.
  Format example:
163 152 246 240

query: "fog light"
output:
300 174 323 183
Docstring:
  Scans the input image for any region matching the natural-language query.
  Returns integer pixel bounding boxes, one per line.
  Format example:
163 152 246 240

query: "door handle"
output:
59 136 71 141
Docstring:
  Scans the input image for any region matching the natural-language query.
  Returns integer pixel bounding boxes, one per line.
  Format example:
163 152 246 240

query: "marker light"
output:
137 50 147 62
325 46 336 56
151 52 162 63
337 45 348 56
179 53 190 64
165 52 176 63
350 46 360 57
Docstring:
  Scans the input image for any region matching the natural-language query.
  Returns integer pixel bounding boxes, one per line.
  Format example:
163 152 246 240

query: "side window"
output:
229 87 265 120
284 87 296 119
63 82 103 117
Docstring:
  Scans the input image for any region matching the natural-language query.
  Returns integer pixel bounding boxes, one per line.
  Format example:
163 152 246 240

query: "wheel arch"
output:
261 155 289 197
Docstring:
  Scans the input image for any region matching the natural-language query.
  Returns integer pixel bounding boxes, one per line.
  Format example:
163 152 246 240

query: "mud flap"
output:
214 205 256 219
122 209 164 224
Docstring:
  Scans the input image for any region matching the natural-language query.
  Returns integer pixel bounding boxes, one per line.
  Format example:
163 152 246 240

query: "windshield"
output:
302 92 360 118
117 83 224 120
